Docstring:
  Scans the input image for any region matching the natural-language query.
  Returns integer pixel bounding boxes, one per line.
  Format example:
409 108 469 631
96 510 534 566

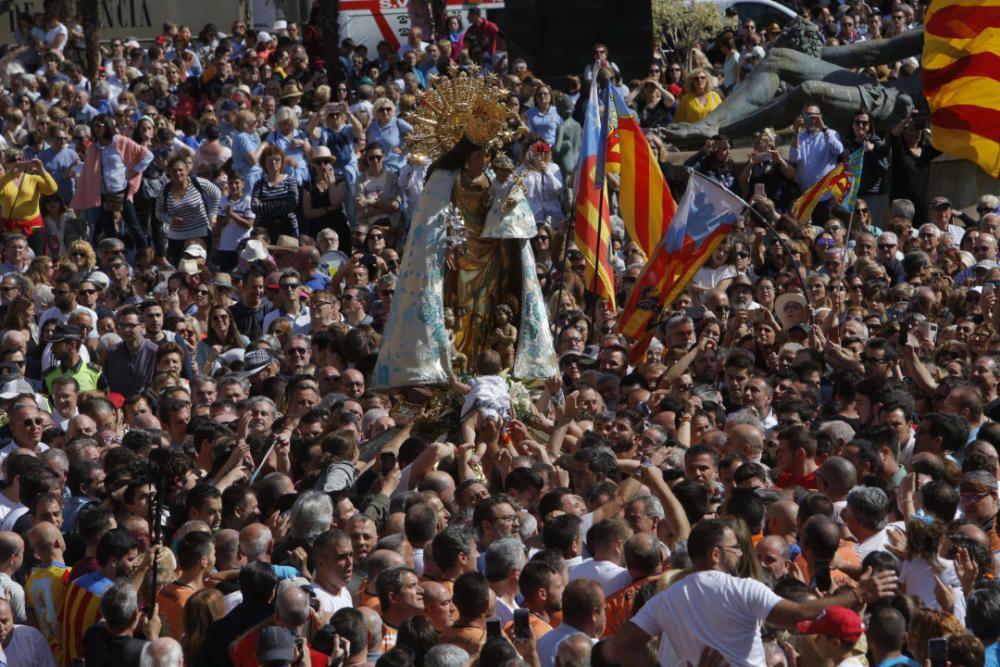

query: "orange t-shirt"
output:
503 612 554 641
794 541 860 590
157 582 199 639
440 625 486 655
602 574 662 637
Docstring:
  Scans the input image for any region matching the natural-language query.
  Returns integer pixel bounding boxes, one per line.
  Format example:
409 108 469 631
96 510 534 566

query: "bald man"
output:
755 535 792 580
232 584 327 667
0 596 54 667
816 456 857 513
765 500 798 546
557 633 593 667
421 581 456 632
357 549 405 610
140 636 183 666
726 424 765 463
0 532 26 622
26 522 70 654
358 606 384 660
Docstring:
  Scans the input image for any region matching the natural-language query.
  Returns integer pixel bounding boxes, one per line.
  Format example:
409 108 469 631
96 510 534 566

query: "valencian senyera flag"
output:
789 147 865 223
923 0 1000 179
619 171 744 362
604 85 678 259
574 73 616 311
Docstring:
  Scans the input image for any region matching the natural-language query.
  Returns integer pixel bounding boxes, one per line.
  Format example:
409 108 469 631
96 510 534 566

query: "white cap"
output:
240 239 269 263
257 31 272 44
183 244 207 259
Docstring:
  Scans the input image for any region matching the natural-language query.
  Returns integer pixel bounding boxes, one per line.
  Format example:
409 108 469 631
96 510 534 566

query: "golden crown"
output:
407 64 518 162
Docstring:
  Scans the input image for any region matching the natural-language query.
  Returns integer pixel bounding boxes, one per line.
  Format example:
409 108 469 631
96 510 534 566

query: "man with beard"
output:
58 528 140 665
312 529 355 614
610 410 642 458
63 460 105 533
70 113 152 247
505 561 563 640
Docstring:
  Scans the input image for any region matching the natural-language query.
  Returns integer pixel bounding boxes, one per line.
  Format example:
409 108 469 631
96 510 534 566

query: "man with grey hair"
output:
889 198 915 222
842 486 891 560
82 579 160 664
426 644 470 667
819 421 856 458
139 637 183 667
624 495 665 539
485 536 527 624
557 633 593 667
660 315 696 351
246 396 277 436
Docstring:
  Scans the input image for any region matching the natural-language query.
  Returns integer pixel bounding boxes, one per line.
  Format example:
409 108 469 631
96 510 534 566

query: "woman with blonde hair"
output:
232 108 266 191
366 96 412 172
26 256 53 289
66 239 97 276
675 68 722 123
266 106 312 185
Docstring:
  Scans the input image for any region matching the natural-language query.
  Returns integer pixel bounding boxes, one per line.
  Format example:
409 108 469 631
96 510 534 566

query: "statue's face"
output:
465 148 487 175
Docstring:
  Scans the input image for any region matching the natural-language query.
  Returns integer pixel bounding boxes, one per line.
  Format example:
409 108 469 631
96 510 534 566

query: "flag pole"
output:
743 203 814 312
590 76 611 328
552 215 573 336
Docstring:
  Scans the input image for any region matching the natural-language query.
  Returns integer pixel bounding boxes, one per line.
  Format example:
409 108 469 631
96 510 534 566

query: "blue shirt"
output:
38 145 79 203
986 642 1000 667
232 131 262 178
367 117 413 172
789 129 844 196
878 657 920 667
526 106 561 145
98 139 152 194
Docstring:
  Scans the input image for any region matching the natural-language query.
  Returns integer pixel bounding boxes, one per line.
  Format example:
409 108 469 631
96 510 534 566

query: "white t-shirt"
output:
219 193 255 251
314 583 353 615
900 557 966 624
630 569 782 667
854 528 890 561
692 264 737 289
568 558 631 596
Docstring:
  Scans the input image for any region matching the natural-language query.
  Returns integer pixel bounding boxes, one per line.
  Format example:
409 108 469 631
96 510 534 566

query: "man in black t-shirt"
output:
82 579 159 667
229 268 274 341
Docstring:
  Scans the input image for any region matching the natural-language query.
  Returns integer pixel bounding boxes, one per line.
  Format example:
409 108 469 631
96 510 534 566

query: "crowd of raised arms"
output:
0 1 999 667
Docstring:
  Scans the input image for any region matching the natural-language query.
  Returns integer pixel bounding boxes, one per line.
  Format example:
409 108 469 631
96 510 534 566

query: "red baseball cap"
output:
797 606 864 643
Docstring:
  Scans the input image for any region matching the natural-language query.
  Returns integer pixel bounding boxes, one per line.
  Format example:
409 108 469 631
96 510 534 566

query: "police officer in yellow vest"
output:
43 323 107 394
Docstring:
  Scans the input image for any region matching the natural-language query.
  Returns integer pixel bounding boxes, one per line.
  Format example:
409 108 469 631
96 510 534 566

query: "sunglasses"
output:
21 418 44 427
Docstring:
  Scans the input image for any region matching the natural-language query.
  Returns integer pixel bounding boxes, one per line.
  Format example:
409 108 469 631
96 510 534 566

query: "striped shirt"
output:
26 561 71 665
251 175 300 235
57 571 111 667
156 176 222 240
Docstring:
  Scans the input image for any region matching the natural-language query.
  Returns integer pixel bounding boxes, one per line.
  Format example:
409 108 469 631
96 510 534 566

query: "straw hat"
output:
280 81 303 100
269 235 300 254
311 146 337 164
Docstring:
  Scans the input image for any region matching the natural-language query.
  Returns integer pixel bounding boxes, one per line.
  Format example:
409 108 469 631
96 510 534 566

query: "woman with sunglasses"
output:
366 96 412 173
356 143 402 230
674 68 722 124
197 304 249 373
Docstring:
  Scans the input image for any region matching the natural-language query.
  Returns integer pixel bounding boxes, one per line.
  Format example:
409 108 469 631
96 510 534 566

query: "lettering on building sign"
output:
100 0 153 30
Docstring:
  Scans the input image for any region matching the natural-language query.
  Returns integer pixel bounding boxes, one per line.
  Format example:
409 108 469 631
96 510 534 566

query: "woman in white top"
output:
691 238 738 295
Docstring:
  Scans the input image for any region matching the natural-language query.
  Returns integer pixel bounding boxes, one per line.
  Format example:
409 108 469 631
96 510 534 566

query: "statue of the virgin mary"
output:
373 67 557 389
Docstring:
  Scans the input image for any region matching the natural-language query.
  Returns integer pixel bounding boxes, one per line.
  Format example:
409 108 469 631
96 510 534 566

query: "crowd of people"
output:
0 1 998 667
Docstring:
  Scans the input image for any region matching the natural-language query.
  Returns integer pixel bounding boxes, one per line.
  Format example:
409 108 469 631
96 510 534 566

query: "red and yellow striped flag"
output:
574 77 617 311
923 0 1000 179
606 86 677 259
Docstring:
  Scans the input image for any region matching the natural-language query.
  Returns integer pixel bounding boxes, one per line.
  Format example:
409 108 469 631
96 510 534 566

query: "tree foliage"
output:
652 0 735 63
